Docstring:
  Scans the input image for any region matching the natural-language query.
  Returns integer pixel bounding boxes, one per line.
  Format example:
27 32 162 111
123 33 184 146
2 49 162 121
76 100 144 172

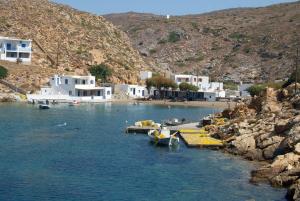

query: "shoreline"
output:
0 98 290 198
112 99 237 109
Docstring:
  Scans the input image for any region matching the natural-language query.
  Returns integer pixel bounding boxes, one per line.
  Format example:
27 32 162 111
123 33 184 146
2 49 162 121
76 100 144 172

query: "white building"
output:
114 84 148 99
173 74 225 98
174 74 209 89
0 36 32 63
27 75 112 102
140 71 152 80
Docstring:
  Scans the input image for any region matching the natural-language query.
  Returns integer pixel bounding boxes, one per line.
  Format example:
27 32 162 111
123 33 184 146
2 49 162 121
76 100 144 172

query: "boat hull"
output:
148 130 180 146
39 105 50 109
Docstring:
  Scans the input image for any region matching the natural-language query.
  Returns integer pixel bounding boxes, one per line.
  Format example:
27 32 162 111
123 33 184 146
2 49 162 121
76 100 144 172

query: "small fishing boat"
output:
148 128 179 146
135 120 161 128
164 118 189 126
202 116 212 126
39 104 50 109
69 100 80 106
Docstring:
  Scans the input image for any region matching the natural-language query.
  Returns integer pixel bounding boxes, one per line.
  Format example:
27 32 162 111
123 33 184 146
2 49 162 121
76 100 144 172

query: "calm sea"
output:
0 103 286 201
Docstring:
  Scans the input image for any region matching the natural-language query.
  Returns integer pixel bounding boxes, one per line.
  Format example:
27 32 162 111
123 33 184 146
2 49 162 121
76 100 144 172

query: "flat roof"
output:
75 85 105 90
64 75 95 79
175 74 209 78
0 36 32 41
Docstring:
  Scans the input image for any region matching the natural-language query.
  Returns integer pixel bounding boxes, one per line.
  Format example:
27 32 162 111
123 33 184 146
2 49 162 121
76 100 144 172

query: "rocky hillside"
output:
0 0 147 90
105 1 300 82
210 85 300 200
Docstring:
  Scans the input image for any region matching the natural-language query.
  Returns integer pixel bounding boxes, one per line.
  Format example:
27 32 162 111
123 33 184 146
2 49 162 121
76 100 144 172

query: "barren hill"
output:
105 2 300 82
0 0 147 91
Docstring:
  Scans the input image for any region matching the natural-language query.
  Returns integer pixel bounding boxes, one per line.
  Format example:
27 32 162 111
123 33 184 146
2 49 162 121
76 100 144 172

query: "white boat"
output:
39 104 50 109
148 128 179 146
69 100 80 106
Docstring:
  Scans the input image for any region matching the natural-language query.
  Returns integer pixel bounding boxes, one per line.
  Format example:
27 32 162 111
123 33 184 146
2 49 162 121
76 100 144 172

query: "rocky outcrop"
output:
214 86 300 200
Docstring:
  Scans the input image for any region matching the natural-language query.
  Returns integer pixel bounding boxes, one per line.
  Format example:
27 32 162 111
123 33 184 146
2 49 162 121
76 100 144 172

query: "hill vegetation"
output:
105 2 300 82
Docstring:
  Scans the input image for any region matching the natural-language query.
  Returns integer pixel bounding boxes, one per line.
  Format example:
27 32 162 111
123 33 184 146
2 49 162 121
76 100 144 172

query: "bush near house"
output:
146 75 178 91
179 82 199 92
223 81 238 90
247 82 283 97
0 66 8 79
88 63 112 82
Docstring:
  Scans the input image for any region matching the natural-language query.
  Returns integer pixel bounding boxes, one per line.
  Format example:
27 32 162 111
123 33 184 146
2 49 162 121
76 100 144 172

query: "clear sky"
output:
52 0 297 16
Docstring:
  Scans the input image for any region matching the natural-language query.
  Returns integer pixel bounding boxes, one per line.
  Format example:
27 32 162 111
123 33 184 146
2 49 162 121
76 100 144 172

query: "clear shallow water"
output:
0 103 286 201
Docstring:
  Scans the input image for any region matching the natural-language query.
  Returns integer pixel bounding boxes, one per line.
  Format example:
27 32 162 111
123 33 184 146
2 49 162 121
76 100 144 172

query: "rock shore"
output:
212 84 300 200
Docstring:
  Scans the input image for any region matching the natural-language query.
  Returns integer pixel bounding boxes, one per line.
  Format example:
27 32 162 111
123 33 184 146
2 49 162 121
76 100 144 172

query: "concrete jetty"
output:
126 122 224 147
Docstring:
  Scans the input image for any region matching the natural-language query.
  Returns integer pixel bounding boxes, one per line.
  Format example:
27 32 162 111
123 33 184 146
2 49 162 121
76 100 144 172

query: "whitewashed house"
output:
114 84 148 99
174 74 209 89
27 75 112 102
0 36 32 63
173 74 226 99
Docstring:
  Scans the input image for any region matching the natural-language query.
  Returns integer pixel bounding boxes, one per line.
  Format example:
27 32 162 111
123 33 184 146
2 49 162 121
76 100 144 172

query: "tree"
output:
246 84 265 97
88 63 112 82
0 66 8 79
179 82 199 91
146 75 178 92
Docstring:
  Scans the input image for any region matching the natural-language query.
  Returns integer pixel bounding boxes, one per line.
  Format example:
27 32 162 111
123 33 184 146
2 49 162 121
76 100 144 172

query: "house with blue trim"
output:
0 36 32 63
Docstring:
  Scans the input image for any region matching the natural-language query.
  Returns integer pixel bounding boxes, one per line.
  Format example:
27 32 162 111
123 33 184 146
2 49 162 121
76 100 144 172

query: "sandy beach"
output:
112 99 237 109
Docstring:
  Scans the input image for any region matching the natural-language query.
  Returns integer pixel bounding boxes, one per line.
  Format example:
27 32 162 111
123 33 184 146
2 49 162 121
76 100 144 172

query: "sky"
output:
53 0 298 16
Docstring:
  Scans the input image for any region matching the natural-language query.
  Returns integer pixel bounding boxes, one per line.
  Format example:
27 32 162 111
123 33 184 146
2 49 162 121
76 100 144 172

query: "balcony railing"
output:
18 47 32 52
4 47 31 52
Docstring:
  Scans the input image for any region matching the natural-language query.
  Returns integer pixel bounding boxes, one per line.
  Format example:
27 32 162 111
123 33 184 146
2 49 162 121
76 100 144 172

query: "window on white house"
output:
90 80 94 84
19 53 30 58
21 44 26 48
107 91 111 95
82 80 86 85
69 91 72 96
75 79 78 84
65 79 68 85
6 52 17 58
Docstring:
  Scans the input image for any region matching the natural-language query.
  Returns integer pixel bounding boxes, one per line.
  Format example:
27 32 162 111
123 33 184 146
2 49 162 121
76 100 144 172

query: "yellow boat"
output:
148 128 179 146
135 120 161 128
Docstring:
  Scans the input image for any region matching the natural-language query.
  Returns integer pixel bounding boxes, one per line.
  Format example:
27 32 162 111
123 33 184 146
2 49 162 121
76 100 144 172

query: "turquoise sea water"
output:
0 103 286 201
